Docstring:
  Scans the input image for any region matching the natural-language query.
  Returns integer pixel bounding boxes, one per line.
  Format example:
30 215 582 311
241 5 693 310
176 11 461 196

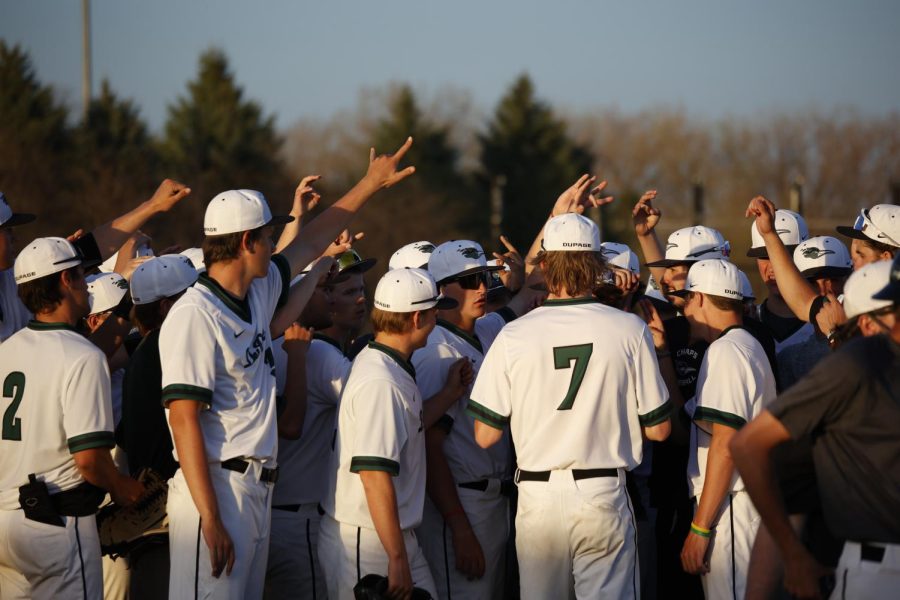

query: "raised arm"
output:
278 323 312 440
746 197 818 322
277 139 416 278
91 179 192 260
275 175 321 253
632 190 667 286
270 256 336 339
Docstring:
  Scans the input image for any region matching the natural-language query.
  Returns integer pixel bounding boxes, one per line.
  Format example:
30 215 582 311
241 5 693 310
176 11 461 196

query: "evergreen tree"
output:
74 80 159 228
0 42 74 232
159 48 288 244
479 75 593 246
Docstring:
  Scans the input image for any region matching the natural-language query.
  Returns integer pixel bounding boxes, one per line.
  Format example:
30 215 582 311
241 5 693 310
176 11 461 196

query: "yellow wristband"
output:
690 522 712 538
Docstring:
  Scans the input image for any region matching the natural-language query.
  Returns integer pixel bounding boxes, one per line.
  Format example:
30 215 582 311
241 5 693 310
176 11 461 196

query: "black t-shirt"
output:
768 334 900 543
758 298 806 343
743 314 781 391
117 330 178 479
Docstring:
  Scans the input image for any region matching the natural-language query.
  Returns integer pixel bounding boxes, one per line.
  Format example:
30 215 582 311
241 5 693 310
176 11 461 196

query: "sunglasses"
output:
451 272 491 290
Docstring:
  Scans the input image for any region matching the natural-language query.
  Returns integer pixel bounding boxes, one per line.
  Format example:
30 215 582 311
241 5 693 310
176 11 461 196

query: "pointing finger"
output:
392 136 414 162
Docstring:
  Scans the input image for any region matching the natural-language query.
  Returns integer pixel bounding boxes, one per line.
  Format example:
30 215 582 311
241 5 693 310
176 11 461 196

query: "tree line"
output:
2 40 898 275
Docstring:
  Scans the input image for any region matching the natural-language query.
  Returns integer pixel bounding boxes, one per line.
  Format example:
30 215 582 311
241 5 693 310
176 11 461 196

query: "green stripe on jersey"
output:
542 297 600 307
26 320 78 332
367 341 416 380
693 406 747 430
161 384 213 407
196 273 252 323
437 319 483 354
639 400 673 426
350 456 400 476
272 253 291 308
67 431 115 453
465 399 509 429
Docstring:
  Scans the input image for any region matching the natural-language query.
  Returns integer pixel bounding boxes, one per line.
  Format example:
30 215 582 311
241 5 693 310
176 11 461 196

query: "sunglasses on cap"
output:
450 272 491 290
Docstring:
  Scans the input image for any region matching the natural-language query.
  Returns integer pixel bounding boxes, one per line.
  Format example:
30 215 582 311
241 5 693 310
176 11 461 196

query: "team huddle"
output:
0 137 898 600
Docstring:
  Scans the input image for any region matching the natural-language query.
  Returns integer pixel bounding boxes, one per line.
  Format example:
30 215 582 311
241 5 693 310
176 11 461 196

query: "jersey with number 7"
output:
468 298 670 471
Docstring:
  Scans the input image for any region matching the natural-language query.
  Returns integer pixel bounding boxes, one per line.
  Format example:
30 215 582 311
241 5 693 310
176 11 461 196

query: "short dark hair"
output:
202 227 266 267
706 293 744 313
131 299 165 333
17 268 76 314
860 238 898 258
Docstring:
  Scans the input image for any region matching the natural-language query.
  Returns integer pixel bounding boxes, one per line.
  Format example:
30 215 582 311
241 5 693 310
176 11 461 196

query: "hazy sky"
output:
2 0 898 131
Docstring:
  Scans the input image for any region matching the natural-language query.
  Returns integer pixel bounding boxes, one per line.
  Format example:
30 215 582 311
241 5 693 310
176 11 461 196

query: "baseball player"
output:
318 249 377 357
469 212 672 599
0 237 143 598
318 268 467 600
413 239 514 600
161 141 416 599
265 259 352 600
0 192 36 344
836 203 900 269
674 259 777 600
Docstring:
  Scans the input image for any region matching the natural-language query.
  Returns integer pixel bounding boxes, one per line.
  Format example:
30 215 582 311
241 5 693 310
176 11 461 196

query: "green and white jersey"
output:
323 342 426 531
160 255 290 466
272 336 351 505
468 298 671 471
0 321 114 509
412 313 513 483
687 326 776 497
0 269 31 344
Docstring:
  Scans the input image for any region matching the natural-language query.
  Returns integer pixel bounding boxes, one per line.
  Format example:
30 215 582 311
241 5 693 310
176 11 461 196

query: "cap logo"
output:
115 279 129 290
776 228 791 234
562 242 593 248
459 247 483 259
600 247 618 257
801 247 835 259
666 243 678 250
416 243 435 253
374 299 390 309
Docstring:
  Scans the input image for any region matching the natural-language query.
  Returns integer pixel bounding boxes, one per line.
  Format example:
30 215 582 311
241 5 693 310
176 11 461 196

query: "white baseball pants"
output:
265 503 325 600
515 469 639 600
697 490 760 600
830 541 900 600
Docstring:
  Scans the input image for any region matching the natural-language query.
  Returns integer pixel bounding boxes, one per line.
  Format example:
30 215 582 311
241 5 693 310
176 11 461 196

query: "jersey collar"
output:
542 297 600 307
437 319 483 354
313 332 344 354
717 324 745 340
196 273 253 324
367 341 416 380
27 320 78 332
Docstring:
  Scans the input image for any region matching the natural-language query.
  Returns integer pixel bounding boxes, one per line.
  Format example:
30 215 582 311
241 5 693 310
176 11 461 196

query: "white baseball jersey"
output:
473 309 513 351
160 255 290 465
687 326 776 498
0 269 30 344
0 321 114 509
469 298 671 471
413 317 510 483
271 336 350 505
322 342 426 530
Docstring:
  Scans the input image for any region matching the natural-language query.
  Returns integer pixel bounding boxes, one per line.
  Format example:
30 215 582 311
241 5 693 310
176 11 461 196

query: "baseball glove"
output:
353 574 433 600
96 468 169 557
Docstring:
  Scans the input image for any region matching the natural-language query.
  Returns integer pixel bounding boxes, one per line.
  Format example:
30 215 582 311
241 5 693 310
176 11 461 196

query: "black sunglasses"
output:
451 272 491 290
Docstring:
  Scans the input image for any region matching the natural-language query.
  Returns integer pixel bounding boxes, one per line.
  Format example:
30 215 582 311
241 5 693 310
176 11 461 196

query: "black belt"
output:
458 480 515 498
861 543 887 563
221 458 278 484
516 468 618 482
52 483 106 516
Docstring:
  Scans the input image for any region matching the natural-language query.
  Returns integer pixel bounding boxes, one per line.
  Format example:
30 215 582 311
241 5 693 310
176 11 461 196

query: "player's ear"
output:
241 231 254 254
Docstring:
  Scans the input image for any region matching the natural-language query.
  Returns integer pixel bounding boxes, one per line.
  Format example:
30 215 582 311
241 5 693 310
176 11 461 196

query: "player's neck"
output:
372 332 416 362
319 324 352 347
35 302 82 327
206 262 254 300
547 287 589 301
702 311 743 343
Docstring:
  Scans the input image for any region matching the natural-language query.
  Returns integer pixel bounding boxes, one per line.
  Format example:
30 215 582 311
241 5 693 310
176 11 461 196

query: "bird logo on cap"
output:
801 247 835 259
459 247 483 259
416 243 435 253
115 279 129 290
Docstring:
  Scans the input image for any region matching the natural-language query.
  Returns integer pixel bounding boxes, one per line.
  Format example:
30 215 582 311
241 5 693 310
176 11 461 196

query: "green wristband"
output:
690 524 712 538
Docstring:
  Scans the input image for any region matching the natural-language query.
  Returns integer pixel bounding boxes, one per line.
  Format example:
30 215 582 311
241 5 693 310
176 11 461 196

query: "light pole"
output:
81 0 92 119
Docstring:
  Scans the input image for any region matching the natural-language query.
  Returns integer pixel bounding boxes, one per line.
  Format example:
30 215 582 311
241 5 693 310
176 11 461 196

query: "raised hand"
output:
746 196 777 236
148 179 191 212
323 229 365 257
365 137 416 190
282 322 313 353
632 190 662 237
492 235 525 293
552 175 614 217
66 228 86 243
292 175 322 216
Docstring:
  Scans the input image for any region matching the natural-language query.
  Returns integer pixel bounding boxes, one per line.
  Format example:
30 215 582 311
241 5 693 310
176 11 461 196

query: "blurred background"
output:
2 0 899 292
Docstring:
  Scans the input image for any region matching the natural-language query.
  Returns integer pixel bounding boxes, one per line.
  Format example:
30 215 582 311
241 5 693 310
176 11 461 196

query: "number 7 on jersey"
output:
553 344 593 410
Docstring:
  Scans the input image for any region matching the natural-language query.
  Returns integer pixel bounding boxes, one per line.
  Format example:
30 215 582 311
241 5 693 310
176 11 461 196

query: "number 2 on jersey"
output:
2 372 25 441
553 344 592 410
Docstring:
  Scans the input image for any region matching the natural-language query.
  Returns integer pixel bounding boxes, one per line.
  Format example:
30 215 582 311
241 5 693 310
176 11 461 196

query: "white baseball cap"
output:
542 213 601 252
792 236 852 279
873 253 900 301
600 242 640 275
130 255 198 305
747 210 809 258
389 241 436 270
14 237 90 285
203 189 293 236
644 275 667 302
0 192 35 228
842 260 894 320
98 243 154 274
737 269 755 300
180 247 206 272
428 240 502 285
647 226 729 268
836 204 900 249
672 259 743 301
87 273 129 315
373 268 458 313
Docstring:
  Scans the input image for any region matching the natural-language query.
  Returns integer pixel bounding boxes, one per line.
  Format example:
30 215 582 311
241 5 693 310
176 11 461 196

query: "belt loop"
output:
514 468 521 484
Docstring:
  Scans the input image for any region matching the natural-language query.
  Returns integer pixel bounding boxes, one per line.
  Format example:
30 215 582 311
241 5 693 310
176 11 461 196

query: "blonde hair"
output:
531 250 608 297
370 307 415 334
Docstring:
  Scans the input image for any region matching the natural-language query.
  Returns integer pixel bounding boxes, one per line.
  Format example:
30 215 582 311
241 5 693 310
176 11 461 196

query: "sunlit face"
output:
440 272 489 323
850 238 893 271
756 258 781 299
661 265 690 310
328 272 367 331
412 306 439 349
